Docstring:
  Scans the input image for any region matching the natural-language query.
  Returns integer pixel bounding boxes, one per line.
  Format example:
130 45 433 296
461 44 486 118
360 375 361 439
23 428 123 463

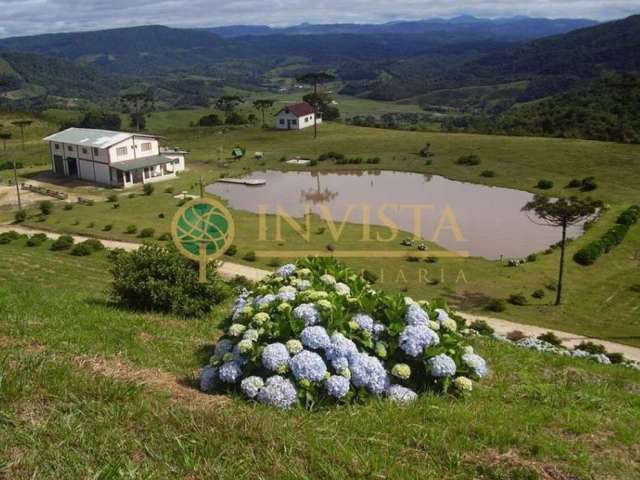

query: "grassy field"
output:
0 238 639 479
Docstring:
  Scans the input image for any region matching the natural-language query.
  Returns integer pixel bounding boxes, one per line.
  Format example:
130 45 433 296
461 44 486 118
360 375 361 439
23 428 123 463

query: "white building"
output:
43 128 186 188
275 102 321 130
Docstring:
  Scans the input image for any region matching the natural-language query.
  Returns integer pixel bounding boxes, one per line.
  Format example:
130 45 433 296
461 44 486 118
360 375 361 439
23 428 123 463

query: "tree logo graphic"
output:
172 198 235 282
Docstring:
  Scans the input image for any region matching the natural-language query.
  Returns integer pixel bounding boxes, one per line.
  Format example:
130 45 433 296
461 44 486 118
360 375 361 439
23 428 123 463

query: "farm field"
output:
0 238 639 479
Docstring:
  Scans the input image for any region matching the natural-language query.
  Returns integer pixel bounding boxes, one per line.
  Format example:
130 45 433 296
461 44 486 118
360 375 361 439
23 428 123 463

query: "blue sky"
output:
0 0 639 38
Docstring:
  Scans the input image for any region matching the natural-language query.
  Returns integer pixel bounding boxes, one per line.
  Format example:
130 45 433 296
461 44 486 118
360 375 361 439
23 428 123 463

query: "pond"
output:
206 170 584 259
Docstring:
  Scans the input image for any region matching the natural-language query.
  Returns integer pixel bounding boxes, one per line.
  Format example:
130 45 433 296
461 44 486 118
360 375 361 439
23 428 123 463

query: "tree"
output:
0 129 11 152
11 120 32 151
522 195 600 305
215 95 244 123
121 92 154 131
253 99 275 127
302 92 340 121
297 72 335 139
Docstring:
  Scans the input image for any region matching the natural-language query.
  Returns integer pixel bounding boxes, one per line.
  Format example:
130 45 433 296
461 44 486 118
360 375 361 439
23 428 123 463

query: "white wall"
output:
276 112 320 130
109 137 160 164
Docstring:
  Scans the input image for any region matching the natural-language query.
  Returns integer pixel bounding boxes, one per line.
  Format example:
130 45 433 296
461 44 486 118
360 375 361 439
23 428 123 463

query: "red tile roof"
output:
277 102 315 118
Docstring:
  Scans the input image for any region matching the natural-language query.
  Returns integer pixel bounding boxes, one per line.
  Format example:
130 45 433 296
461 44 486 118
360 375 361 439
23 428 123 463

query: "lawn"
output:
0 239 639 479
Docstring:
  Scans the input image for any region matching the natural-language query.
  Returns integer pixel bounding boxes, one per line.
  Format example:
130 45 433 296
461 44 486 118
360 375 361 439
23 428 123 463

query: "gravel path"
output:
2 224 638 361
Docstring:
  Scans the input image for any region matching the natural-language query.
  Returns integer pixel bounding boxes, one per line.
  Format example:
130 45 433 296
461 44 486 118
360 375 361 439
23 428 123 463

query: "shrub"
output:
630 284 640 294
574 213 635 266
109 244 229 317
506 330 526 342
532 289 545 299
139 227 156 238
545 282 557 291
63 204 74 211
536 179 554 190
576 341 606 355
143 184 154 196
537 331 562 347
50 235 75 251
616 205 640 226
243 251 257 262
103 224 113 232
580 178 598 192
112 203 120 209
26 233 47 247
326 244 336 252
107 194 118 203
39 201 54 215
456 154 480 166
480 170 496 178
128 193 136 199
177 199 187 207
267 258 282 268
526 253 538 262
606 352 625 364
165 186 174 194
362 269 378 284
566 178 583 188
81 239 105 251
425 256 438 263
406 255 420 262
69 243 93 256
0 231 21 244
485 299 506 312
225 244 237 256
14 210 26 223
125 225 138 234
157 232 171 241
470 319 494 335
366 157 381 164
508 294 527 306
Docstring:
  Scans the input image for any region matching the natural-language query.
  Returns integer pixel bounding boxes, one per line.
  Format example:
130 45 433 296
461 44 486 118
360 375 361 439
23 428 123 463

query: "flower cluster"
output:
200 258 488 409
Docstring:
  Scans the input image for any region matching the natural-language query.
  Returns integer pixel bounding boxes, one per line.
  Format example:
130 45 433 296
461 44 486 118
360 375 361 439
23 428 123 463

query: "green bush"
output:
165 186 174 194
225 244 237 256
0 231 21 244
103 224 113 232
485 299 506 312
606 352 625 364
143 184 154 196
125 225 138 234
616 205 639 226
139 227 156 238
63 204 74 211
267 258 282 268
26 233 47 247
107 193 118 203
243 251 257 262
574 212 635 266
456 154 480 166
532 289 545 299
576 341 607 355
157 232 171 241
109 244 229 317
526 253 538 262
506 330 526 342
14 210 26 223
536 179 554 190
39 201 54 215
508 294 527 306
537 331 562 347
469 319 494 335
362 269 378 284
81 239 105 251
480 170 496 178
69 243 93 256
50 235 75 251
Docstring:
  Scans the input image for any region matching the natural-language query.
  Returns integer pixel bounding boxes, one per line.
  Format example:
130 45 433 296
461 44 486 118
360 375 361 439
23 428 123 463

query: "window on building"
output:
81 147 88 154
116 146 128 156
93 148 99 156
279 119 285 125
292 119 297 125
68 145 73 152
141 142 152 152
54 143 60 150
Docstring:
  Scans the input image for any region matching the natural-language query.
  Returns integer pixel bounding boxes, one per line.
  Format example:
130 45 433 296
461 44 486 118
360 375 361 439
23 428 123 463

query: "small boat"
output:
217 178 266 186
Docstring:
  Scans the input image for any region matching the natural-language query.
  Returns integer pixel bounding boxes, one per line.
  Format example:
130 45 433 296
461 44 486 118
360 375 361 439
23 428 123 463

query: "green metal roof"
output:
111 155 173 172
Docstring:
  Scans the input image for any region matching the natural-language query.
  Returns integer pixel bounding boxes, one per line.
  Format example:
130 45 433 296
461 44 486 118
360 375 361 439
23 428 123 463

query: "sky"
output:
0 0 639 38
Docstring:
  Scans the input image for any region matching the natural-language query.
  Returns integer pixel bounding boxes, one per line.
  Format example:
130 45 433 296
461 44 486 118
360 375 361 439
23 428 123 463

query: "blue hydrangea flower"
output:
275 264 296 279
349 352 389 394
325 375 350 399
256 375 298 409
429 353 457 378
293 303 320 326
330 356 349 372
434 308 450 324
240 376 264 399
372 323 385 340
300 326 331 350
219 361 243 383
386 384 417 404
200 366 218 392
243 329 260 342
290 350 328 382
405 303 429 326
213 339 234 359
295 279 312 291
277 286 297 302
399 325 440 357
353 313 374 332
334 282 351 296
254 294 276 309
325 332 358 363
462 353 488 378
261 343 290 372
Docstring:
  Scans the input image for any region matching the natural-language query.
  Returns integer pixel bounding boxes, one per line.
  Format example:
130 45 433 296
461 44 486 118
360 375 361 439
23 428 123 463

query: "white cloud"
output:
0 0 637 37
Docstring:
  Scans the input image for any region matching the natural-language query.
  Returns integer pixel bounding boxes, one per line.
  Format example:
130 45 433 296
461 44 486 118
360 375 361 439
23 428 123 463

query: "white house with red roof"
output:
275 102 321 130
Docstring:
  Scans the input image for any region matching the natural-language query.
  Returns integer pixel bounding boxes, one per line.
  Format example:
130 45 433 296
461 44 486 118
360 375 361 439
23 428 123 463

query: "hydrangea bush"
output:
200 258 488 409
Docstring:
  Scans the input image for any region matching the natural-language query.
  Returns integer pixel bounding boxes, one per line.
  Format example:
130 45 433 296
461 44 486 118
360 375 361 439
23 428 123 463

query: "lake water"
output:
206 170 583 259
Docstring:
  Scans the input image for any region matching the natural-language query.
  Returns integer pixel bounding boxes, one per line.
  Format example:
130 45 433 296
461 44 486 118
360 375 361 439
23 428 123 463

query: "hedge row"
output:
574 205 640 266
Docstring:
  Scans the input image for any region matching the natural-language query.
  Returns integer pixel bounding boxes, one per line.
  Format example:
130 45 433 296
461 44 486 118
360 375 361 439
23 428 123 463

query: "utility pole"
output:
13 156 21 210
